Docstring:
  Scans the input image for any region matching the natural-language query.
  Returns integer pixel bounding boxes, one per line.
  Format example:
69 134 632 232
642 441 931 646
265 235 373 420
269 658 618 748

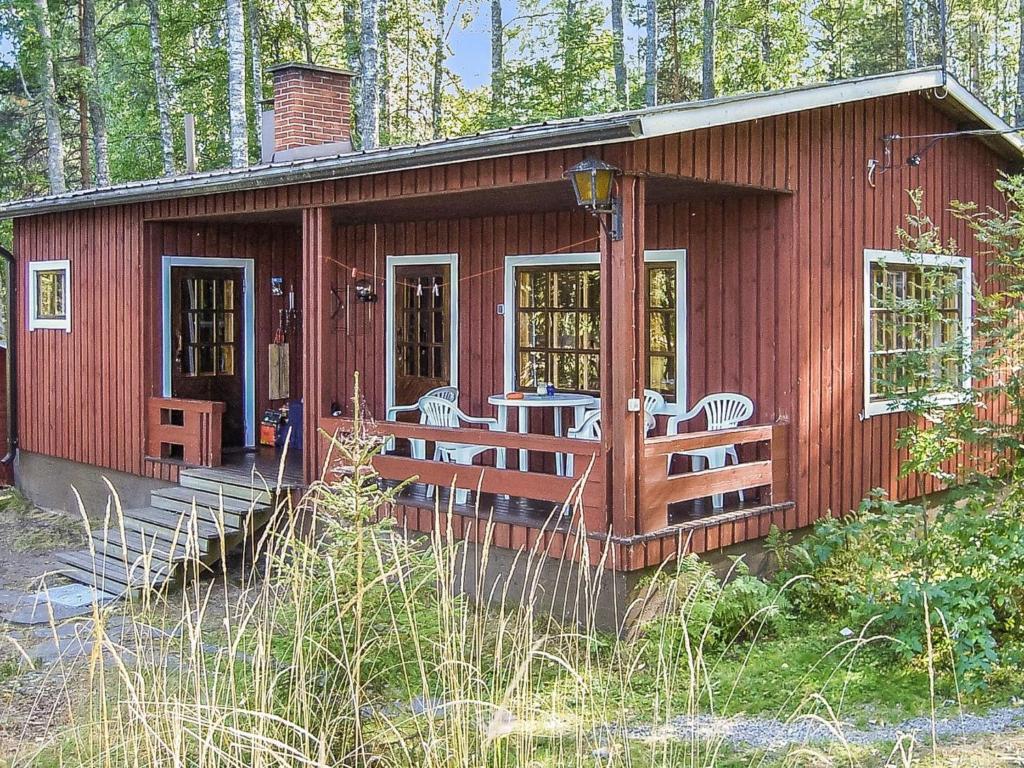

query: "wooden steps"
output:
55 457 302 595
90 527 192 565
56 548 178 593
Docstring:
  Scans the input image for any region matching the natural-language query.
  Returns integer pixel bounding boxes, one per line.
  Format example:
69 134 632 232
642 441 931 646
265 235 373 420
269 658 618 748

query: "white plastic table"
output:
487 392 597 474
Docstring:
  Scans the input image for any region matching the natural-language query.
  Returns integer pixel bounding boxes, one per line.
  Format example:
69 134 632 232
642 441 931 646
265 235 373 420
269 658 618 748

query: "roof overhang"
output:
2 67 1019 218
639 68 1023 159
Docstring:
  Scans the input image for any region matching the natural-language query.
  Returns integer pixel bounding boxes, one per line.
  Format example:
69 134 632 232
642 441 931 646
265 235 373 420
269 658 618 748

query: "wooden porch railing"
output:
146 397 226 467
639 420 790 532
318 416 791 537
319 417 607 527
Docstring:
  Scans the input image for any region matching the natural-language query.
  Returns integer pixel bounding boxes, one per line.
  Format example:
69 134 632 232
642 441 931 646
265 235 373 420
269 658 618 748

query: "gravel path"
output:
611 707 1024 749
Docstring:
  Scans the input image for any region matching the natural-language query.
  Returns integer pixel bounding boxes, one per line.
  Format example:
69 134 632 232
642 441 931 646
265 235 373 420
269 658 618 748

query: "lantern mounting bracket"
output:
607 196 623 241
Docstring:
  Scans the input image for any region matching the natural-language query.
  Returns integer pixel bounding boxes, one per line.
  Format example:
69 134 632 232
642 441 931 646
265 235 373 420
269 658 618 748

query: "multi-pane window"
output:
514 261 680 396
28 260 71 331
865 250 971 416
517 267 601 392
396 270 449 381
646 264 677 395
180 277 237 377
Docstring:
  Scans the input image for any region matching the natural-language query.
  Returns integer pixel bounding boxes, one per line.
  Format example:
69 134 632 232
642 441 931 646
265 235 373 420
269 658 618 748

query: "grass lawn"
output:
705 621 1024 725
605 617 1024 728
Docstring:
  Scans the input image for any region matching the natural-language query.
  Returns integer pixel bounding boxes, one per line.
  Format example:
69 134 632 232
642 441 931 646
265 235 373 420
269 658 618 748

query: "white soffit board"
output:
638 70 945 137
636 69 1022 159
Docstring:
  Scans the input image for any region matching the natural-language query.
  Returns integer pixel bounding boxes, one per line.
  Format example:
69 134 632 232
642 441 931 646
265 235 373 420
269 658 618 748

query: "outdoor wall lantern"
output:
564 157 623 241
354 278 378 303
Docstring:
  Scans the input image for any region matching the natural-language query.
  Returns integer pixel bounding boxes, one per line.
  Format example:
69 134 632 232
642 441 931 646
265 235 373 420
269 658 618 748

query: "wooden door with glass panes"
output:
392 263 452 416
171 267 245 447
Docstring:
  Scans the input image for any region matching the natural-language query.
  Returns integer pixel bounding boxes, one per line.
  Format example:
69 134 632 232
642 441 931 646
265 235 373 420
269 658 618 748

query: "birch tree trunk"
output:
247 0 264 154
82 0 109 185
144 0 176 175
359 0 380 149
378 0 390 141
968 21 980 89
701 0 715 99
611 0 626 107
1017 0 1024 123
644 0 656 106
431 0 444 138
490 0 504 116
902 0 918 67
32 0 65 194
226 0 249 167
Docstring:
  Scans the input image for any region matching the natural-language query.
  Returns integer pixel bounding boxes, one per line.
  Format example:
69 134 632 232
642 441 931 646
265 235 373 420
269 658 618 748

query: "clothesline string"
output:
323 234 601 291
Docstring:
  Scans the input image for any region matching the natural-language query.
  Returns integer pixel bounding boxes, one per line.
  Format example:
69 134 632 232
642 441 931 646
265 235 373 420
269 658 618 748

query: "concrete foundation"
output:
452 533 784 632
15 451 173 515
453 540 646 632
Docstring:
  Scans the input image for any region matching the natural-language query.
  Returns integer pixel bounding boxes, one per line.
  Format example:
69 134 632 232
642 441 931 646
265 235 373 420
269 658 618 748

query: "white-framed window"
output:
28 260 71 332
502 249 687 403
863 249 972 418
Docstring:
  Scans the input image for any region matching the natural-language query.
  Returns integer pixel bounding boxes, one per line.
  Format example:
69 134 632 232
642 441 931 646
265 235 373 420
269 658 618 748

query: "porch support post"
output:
600 174 647 538
301 206 335 484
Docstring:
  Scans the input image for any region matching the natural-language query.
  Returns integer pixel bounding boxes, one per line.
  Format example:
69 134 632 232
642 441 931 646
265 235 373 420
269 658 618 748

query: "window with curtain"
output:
514 263 678 396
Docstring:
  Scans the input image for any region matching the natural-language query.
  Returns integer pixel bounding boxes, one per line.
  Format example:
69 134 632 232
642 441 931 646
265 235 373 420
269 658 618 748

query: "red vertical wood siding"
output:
11 90 1011 563
16 206 148 476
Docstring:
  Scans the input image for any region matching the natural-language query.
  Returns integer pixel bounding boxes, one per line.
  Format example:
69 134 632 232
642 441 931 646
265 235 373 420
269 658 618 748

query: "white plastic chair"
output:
644 389 666 417
575 389 665 434
563 410 655 477
666 393 755 509
419 396 505 505
385 386 459 458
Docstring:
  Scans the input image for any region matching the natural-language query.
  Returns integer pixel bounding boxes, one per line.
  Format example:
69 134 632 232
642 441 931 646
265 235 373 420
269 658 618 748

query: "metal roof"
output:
2 67 1018 218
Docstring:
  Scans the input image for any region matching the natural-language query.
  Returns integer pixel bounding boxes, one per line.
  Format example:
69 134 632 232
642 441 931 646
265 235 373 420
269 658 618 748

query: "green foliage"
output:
4 0 1024 204
781 486 1024 690
271 478 459 716
763 523 791 571
809 0 903 81
636 555 791 658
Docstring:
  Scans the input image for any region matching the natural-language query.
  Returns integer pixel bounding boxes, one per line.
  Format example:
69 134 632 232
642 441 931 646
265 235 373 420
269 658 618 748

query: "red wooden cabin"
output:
2 64 1019 573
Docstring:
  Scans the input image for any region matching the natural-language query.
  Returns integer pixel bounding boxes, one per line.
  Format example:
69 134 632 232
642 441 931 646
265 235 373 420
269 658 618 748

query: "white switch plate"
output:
626 397 641 412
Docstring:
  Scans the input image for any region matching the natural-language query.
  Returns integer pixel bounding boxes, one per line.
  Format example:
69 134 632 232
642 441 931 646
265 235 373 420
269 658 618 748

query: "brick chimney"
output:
263 62 354 163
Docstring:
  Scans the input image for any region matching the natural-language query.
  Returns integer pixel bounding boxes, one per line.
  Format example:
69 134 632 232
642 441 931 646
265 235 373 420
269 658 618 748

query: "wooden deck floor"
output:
193 447 305 489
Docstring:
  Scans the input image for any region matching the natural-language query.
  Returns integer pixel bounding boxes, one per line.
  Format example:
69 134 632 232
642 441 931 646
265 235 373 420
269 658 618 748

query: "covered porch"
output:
302 168 796 567
136 159 796 567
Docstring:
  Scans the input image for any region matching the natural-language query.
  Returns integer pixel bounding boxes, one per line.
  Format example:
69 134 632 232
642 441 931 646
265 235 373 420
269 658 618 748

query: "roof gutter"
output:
0 118 644 218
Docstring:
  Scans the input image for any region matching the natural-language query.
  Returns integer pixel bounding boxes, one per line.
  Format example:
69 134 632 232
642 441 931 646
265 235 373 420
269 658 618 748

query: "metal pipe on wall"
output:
0 244 15 466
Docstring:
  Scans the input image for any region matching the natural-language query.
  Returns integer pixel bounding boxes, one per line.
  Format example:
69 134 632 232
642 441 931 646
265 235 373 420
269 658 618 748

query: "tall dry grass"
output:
10 422 943 768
